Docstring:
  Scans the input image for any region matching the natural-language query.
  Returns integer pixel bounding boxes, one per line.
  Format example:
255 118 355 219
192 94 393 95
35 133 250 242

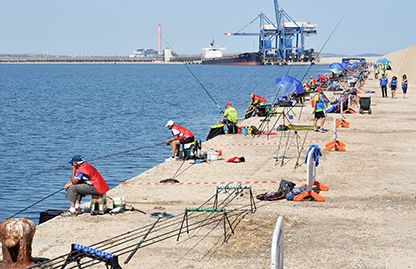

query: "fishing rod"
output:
7 141 166 219
124 217 160 264
34 189 240 269
59 203 249 269
268 11 348 131
162 38 224 115
7 188 64 219
292 11 349 168
18 141 166 179
256 50 304 135
28 189 225 269
269 11 349 168
59 209 248 269
297 11 348 120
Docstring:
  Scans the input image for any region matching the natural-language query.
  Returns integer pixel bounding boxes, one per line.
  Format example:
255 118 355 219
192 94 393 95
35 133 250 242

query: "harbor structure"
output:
225 0 318 63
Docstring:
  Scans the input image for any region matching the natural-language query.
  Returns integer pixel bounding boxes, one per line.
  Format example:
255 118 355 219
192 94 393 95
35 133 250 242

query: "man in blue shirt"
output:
380 75 388 98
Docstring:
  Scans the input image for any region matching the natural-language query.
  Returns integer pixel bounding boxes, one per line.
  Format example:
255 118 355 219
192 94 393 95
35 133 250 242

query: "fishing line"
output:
297 11 348 120
6 141 166 219
32 189 238 269
293 11 349 167
7 188 64 219
271 11 349 168
28 190 222 269
162 38 224 115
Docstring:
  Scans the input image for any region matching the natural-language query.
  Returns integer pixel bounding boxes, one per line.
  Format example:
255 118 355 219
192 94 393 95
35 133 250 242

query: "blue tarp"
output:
274 76 304 96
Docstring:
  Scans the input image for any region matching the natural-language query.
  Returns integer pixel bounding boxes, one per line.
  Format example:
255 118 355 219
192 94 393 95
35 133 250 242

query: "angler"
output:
165 120 195 162
63 154 109 216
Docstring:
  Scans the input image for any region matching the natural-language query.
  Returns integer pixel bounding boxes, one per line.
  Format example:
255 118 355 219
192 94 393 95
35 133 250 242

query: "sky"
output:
0 0 414 56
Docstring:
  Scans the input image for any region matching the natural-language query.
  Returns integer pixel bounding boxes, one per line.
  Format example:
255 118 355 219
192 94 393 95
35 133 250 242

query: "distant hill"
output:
385 44 416 84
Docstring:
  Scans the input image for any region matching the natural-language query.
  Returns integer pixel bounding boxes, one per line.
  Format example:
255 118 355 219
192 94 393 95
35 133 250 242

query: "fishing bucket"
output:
112 197 126 210
207 151 219 162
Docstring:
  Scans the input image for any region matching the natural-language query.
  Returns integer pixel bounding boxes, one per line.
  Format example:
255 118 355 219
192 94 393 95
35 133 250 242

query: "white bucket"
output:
112 197 126 209
207 151 219 161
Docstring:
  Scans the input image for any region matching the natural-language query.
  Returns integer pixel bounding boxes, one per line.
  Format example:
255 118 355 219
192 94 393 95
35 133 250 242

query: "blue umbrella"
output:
376 57 391 64
274 76 304 96
329 63 343 74
340 62 348 69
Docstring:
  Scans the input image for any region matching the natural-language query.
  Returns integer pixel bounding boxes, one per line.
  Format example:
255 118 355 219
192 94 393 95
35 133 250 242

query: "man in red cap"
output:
222 102 238 134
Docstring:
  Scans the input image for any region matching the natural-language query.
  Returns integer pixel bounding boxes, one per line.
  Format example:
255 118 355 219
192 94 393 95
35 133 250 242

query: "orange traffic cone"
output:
336 119 350 128
294 191 325 202
325 139 346 151
344 107 356 114
326 118 346 151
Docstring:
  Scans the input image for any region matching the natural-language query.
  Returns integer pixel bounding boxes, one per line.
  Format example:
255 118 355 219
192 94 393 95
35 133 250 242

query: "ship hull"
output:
202 52 262 66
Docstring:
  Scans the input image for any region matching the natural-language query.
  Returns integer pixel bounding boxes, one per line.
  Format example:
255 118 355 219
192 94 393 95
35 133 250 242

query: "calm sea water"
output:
0 63 327 223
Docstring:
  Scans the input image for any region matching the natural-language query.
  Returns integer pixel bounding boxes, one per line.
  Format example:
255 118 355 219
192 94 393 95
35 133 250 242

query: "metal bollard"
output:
0 218 36 269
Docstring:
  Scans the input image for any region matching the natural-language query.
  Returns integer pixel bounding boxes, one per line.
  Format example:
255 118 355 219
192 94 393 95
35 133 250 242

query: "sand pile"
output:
385 44 416 84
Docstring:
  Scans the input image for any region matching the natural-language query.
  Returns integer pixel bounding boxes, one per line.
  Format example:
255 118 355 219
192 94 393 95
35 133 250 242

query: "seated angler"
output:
245 93 267 119
63 154 109 216
222 102 238 134
165 120 195 161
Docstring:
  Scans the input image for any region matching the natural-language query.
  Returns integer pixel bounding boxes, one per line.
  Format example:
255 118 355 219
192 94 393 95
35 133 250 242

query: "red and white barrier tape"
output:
120 179 304 186
204 141 280 148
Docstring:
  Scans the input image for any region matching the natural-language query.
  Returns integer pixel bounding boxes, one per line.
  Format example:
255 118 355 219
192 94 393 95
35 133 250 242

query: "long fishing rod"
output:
270 11 349 168
297 11 348 120
35 199 254 269
292 11 349 168
60 203 249 269
162 39 224 115
7 141 166 219
7 188 64 219
272 11 348 127
28 189 225 269
35 190 239 269
20 141 166 179
59 209 248 269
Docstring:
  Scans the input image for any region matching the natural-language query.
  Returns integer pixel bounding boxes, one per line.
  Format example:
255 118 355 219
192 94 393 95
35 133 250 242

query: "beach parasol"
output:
329 63 343 74
274 76 304 96
376 57 391 64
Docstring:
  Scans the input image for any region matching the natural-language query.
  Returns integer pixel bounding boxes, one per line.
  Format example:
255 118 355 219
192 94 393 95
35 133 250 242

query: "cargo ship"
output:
201 41 263 66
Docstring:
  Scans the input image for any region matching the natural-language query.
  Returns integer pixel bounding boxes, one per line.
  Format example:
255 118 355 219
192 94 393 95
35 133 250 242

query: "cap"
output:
250 93 255 98
316 87 323 92
69 154 84 164
165 120 175 127
226 102 232 107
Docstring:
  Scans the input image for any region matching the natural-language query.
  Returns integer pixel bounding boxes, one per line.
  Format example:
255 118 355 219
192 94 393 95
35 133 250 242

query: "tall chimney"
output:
158 24 162 54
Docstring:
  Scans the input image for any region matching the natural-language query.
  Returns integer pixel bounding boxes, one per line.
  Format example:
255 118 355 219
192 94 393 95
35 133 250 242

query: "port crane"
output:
224 0 318 62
